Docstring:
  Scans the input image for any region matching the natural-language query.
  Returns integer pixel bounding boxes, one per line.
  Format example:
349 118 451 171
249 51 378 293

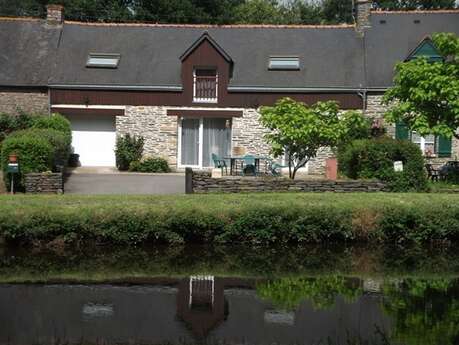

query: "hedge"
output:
1 193 459 246
338 137 428 192
1 132 54 190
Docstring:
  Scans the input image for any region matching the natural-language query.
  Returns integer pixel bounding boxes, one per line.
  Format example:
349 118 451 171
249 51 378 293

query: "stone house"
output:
0 1 458 173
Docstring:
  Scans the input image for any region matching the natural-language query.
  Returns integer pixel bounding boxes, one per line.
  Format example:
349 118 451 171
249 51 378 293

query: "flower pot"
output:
8 154 18 163
325 158 337 181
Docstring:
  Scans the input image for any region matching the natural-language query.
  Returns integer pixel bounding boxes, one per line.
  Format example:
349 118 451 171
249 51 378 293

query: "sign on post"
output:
394 161 404 172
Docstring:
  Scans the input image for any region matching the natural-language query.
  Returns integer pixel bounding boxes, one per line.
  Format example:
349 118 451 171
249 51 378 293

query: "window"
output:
268 57 300 70
193 69 218 103
395 122 452 157
86 53 121 68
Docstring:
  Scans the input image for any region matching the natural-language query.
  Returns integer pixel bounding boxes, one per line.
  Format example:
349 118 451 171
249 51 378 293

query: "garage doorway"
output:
65 113 116 166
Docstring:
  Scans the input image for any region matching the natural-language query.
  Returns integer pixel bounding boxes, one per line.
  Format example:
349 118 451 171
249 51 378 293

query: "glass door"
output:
179 118 231 168
180 118 200 166
202 118 231 167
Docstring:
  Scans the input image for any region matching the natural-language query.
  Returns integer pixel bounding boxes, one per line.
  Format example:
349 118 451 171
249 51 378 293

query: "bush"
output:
1 131 54 191
338 137 428 192
0 112 35 144
32 113 72 145
129 157 171 173
115 134 144 171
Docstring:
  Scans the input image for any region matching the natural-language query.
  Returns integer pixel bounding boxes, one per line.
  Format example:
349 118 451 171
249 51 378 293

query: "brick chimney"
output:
355 0 372 35
46 4 64 25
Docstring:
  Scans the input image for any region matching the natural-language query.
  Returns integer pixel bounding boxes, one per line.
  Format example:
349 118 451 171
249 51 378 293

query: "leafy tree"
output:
384 33 459 140
234 0 286 24
322 0 353 24
260 98 368 179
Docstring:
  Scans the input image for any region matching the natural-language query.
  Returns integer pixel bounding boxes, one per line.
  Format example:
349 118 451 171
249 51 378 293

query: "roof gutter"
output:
227 86 370 93
49 84 183 91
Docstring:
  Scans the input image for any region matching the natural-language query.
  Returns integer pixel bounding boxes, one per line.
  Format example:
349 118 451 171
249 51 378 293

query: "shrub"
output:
32 113 72 145
0 111 35 144
338 137 428 192
115 134 144 171
1 131 54 191
129 157 171 173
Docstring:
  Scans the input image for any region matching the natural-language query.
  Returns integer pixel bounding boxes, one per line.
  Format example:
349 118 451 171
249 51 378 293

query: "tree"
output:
260 98 369 179
384 33 459 140
234 0 286 24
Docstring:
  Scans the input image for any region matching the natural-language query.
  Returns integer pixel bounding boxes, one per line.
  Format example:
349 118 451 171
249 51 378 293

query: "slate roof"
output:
1 11 458 90
365 12 459 88
49 23 365 89
0 18 61 87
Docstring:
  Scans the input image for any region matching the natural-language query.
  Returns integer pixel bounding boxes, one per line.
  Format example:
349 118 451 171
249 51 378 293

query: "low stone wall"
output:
189 170 387 193
0 171 6 194
25 173 64 194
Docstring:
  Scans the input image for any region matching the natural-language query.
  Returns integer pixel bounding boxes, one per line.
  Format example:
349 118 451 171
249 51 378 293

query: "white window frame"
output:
86 53 121 68
193 69 218 104
177 117 232 169
410 131 436 155
268 56 300 70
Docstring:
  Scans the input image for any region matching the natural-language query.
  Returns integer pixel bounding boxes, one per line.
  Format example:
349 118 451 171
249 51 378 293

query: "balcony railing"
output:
194 75 218 103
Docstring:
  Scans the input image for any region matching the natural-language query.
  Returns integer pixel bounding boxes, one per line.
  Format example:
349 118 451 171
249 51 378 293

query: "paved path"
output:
65 173 185 195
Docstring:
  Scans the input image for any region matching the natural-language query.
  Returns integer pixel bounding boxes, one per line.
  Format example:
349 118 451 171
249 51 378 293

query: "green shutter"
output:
438 135 452 158
395 122 409 140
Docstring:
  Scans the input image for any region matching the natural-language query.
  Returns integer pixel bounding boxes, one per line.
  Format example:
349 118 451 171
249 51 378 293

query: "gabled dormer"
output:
180 32 233 106
405 37 444 62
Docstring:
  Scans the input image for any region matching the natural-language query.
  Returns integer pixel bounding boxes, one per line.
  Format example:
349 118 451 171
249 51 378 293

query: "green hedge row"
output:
0 194 458 246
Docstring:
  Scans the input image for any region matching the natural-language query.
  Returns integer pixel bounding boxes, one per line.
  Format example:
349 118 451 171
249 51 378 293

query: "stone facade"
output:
355 0 372 36
0 90 49 115
117 106 330 174
117 106 178 166
232 108 271 155
25 172 63 194
191 170 387 193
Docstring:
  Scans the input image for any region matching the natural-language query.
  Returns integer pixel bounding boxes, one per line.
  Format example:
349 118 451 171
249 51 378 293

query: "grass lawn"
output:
1 193 459 245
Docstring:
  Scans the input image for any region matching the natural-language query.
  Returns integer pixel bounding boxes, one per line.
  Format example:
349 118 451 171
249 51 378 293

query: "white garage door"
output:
66 114 116 167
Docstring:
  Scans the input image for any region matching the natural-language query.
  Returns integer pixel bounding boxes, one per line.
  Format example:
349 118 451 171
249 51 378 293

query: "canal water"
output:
0 244 458 345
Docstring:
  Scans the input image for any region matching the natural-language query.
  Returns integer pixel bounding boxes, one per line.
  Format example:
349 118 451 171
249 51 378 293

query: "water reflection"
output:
0 245 459 344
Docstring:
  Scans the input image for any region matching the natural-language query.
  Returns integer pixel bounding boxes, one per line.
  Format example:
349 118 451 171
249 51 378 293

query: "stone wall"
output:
191 170 387 193
117 106 178 166
25 173 63 194
0 90 49 115
232 108 271 156
0 171 6 194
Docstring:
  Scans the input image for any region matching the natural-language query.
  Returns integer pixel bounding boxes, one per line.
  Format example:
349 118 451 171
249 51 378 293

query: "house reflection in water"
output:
177 275 228 338
0 277 391 345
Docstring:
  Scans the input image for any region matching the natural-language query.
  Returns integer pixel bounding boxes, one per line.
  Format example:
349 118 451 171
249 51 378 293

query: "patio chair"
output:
212 153 228 175
241 155 256 176
425 163 439 182
265 159 287 177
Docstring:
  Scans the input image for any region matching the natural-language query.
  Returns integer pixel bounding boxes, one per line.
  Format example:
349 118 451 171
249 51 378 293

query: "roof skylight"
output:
268 56 300 70
86 53 121 68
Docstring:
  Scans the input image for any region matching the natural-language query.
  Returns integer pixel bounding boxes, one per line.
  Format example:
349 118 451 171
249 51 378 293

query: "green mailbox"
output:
7 163 19 174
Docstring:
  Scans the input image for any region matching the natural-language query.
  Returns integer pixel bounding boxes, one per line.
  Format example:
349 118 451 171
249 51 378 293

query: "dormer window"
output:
193 68 218 103
268 56 300 70
86 53 121 68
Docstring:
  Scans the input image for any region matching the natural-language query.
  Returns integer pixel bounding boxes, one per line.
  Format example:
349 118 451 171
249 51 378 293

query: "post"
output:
185 167 194 194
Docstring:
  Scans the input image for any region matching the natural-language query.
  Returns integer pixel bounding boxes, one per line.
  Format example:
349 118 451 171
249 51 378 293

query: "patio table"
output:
224 155 270 176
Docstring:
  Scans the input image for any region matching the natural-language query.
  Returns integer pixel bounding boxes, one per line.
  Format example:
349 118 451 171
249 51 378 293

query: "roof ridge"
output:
63 20 355 29
371 9 459 14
